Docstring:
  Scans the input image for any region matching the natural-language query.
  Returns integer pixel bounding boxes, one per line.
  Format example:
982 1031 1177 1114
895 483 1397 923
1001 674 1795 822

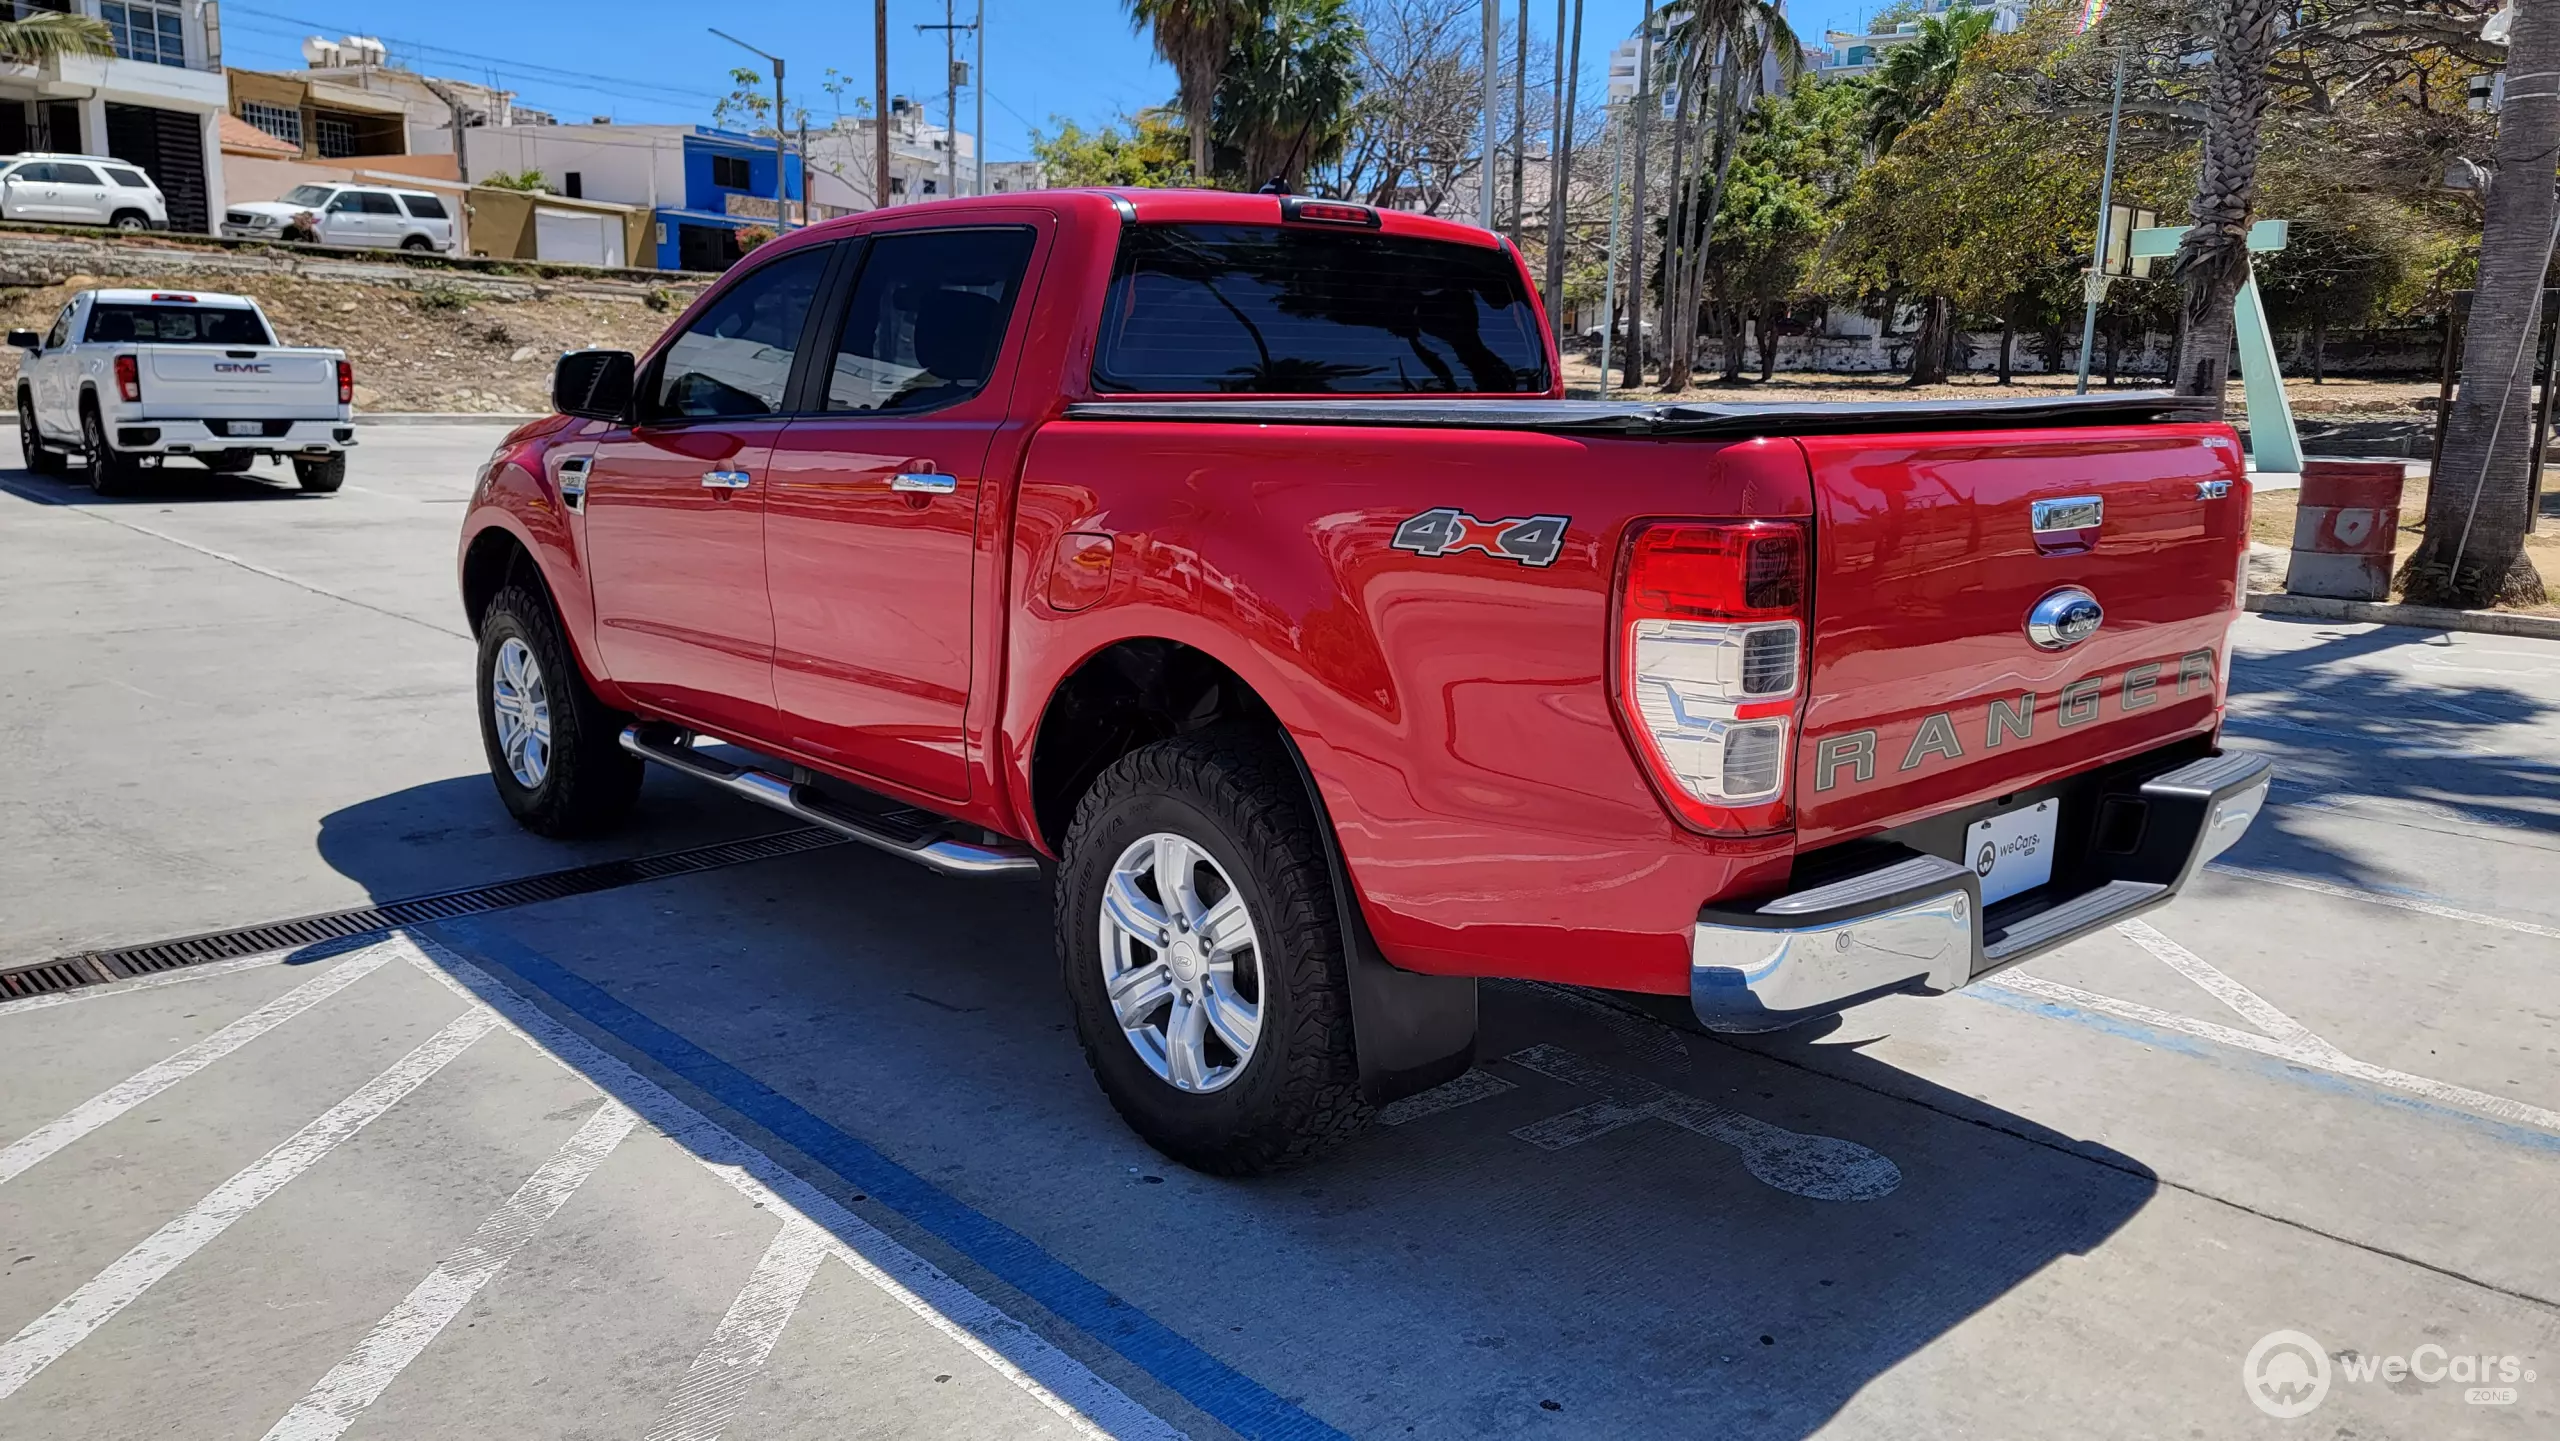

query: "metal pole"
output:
974 0 985 195
1545 0 1580 344
1481 0 1500 228
946 0 958 199
1509 0 1528 244
875 0 891 207
774 58 788 229
1623 8 1652 389
2073 48 2126 393
1600 104 1623 397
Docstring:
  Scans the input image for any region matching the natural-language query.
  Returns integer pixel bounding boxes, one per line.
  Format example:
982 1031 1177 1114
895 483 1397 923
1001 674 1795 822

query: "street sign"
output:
2128 220 2301 474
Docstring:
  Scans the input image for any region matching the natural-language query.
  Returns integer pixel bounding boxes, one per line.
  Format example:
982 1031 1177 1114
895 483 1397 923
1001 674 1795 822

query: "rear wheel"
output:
109 210 148 233
292 453 345 492
81 402 138 497
476 582 642 837
17 390 59 475
400 235 433 252
1057 729 1369 1174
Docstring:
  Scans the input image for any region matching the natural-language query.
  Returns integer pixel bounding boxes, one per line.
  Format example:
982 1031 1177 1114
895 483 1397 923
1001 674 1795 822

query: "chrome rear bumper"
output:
1691 749 2271 1033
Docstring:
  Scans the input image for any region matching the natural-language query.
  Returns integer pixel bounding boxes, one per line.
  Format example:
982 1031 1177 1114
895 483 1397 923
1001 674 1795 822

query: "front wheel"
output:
17 391 60 475
1057 729 1369 1175
475 582 642 837
292 453 345 492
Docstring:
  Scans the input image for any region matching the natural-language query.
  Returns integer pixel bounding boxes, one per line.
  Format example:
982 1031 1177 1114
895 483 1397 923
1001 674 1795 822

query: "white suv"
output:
221 184 457 253
0 153 167 231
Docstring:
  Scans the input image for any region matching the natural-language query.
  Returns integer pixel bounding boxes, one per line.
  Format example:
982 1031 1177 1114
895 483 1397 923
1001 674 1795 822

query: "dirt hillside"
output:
0 271 695 414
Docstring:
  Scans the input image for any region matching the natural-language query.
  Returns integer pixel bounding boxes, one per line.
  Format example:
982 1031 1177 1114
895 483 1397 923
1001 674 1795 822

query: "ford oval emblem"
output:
2026 588 2104 650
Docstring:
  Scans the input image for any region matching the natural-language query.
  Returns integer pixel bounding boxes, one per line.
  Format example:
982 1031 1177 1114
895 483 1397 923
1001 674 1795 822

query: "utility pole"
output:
1545 0 1582 344
917 0 978 199
1509 0 1527 244
1600 101 1623 397
2073 49 2128 393
710 28 791 230
1480 0 1498 229
875 0 891 207
1623 7 1653 389
974 0 985 194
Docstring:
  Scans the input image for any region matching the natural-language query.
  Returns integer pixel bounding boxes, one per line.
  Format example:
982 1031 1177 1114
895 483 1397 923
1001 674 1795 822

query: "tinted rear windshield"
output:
86 304 273 346
1092 223 1550 395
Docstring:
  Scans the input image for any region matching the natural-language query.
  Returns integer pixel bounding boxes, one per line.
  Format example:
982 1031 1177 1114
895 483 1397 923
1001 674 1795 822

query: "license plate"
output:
219 421 256 436
1966 799 2058 905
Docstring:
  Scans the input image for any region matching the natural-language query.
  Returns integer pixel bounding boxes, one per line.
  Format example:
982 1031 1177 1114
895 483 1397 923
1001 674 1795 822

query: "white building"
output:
801 96 977 208
0 0 229 233
286 35 551 172
1817 0 2030 76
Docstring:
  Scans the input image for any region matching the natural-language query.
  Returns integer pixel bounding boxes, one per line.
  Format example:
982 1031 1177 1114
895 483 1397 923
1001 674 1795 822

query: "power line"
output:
221 4 729 106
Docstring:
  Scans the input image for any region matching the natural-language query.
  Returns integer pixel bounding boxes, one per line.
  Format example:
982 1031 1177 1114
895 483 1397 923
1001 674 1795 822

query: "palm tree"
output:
2170 0 2282 406
1863 5 1992 156
0 10 116 65
1128 0 1266 183
1656 0 1800 391
2403 0 2555 607
1216 0 1362 190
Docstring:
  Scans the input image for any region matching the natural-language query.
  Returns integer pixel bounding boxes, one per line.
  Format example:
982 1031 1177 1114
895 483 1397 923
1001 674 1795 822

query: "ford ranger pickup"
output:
455 188 2271 1174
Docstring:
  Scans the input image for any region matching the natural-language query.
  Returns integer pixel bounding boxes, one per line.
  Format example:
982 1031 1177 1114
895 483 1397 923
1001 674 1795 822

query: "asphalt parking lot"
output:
3 425 2557 1439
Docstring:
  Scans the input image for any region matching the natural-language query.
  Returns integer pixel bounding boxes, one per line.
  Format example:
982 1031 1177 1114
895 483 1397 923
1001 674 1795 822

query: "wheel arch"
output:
459 522 547 637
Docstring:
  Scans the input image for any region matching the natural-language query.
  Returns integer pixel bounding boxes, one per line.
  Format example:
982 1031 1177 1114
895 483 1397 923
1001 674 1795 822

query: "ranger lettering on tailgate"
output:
1812 648 2219 790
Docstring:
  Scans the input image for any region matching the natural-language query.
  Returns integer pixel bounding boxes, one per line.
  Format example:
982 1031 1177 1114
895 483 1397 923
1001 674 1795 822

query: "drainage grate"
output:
2 828 845 1001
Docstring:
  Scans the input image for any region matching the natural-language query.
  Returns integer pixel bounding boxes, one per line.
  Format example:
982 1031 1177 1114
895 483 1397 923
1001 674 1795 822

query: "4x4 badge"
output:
1391 509 1569 568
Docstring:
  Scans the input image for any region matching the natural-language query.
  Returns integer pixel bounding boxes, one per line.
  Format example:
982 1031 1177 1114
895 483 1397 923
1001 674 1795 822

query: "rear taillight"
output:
336 359 353 404
1614 520 1808 835
113 354 140 402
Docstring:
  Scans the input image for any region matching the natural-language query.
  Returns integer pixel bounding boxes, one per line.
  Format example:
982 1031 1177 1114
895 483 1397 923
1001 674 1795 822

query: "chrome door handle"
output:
701 470 753 490
890 472 957 494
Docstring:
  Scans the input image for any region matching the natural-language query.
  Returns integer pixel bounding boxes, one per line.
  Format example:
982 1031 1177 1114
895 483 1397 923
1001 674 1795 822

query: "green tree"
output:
1031 111 1196 188
0 9 113 64
1693 78 1866 379
1128 0 1266 183
1213 0 1363 190
1863 5 1994 155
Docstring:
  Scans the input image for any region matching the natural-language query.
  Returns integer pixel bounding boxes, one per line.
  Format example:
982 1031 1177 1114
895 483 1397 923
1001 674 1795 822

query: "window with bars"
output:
240 102 302 149
313 114 356 159
102 1 186 67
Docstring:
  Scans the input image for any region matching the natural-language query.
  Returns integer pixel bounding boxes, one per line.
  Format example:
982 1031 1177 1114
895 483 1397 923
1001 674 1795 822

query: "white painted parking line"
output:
0 1008 496 1399
1502 1045 1902 1201
389 932 1184 1441
1376 1068 1517 1126
258 1099 640 1441
2112 918 2343 1060
2212 863 2560 942
643 1221 832 1441
0 948 392 1188
0 952 301 1017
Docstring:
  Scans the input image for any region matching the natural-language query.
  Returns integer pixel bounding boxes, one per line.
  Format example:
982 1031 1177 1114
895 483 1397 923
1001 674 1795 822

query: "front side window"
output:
648 246 828 421
11 163 55 183
102 0 185 66
44 305 71 350
85 305 274 346
1093 223 1550 395
399 194 449 219
825 228 1033 414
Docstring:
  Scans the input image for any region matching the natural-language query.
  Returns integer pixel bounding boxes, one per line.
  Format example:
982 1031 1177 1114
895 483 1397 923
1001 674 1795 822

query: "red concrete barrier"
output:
2285 460 2405 601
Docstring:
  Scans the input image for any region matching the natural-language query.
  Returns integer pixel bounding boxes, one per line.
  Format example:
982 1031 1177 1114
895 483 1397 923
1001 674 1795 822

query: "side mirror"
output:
552 349 635 422
7 330 39 350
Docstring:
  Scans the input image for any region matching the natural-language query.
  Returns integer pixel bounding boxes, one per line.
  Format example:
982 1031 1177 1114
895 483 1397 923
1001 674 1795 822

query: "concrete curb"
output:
2246 591 2560 640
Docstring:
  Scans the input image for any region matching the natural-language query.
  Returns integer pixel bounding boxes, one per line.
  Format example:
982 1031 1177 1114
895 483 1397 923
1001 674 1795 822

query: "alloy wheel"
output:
490 636 552 787
1097 832 1265 1093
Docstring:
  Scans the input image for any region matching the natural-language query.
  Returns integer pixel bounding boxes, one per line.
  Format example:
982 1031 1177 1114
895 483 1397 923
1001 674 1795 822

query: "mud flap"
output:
1277 733 1478 1106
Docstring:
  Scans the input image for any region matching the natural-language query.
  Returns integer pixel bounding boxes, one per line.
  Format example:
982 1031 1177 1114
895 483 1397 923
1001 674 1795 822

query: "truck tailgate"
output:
137 347 340 421
1792 424 2246 846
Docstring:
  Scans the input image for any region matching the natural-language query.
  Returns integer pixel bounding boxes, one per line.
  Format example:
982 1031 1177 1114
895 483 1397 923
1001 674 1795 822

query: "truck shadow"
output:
2220 617 2560 893
2 460 318 502
311 774 2160 1439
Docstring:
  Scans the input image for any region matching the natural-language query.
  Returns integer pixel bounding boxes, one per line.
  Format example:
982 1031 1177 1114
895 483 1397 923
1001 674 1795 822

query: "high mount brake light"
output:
1279 197 1381 228
149 293 196 303
1614 520 1809 835
113 354 141 403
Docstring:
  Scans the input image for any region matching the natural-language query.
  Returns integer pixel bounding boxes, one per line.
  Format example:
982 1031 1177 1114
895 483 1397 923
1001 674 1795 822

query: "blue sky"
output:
217 0 1883 165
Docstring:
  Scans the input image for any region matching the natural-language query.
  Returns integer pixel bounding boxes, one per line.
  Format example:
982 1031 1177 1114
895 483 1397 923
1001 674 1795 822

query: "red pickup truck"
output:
457 188 2269 1174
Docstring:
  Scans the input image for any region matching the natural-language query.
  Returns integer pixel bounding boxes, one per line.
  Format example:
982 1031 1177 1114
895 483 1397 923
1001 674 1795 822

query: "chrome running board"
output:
618 724 1041 878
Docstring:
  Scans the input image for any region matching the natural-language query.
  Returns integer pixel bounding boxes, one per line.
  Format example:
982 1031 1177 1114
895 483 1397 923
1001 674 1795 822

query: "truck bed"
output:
1064 390 2220 437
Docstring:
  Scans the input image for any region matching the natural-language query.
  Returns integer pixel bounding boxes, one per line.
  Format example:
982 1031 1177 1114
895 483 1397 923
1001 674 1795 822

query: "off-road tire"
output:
204 451 257 474
1057 728 1370 1174
293 453 346 492
17 391 60 475
81 401 138 496
476 582 643 838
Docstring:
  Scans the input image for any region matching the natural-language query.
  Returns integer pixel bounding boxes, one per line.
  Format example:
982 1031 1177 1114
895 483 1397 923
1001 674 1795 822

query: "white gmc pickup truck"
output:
10 289 355 496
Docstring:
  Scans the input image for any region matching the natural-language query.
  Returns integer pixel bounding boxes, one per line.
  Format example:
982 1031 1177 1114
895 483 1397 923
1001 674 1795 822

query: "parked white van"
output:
222 184 457 253
0 153 167 231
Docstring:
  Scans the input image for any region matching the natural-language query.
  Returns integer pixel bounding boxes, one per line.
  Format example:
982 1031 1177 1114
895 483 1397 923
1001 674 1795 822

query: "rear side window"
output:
105 167 151 189
86 304 274 345
1093 223 1550 394
398 193 448 219
648 246 828 420
824 228 1034 413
